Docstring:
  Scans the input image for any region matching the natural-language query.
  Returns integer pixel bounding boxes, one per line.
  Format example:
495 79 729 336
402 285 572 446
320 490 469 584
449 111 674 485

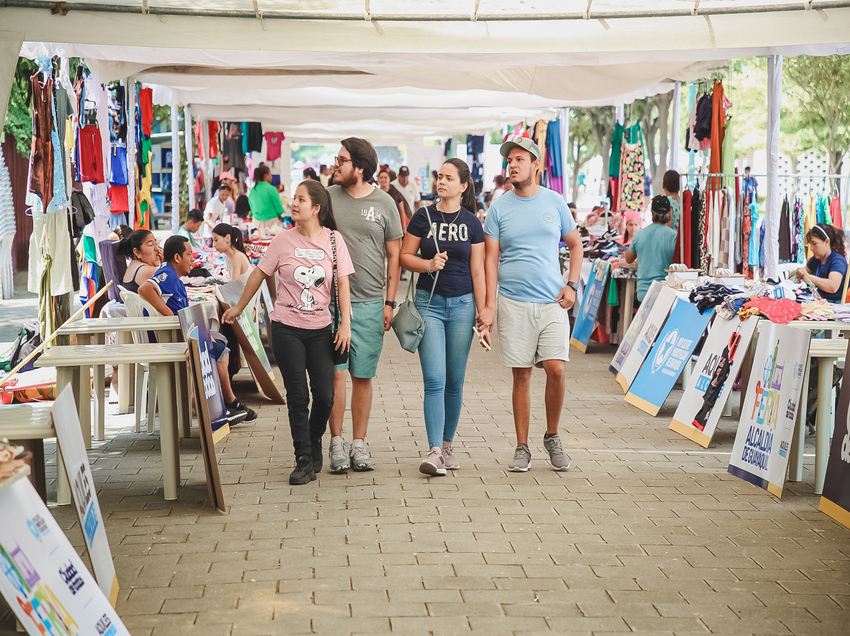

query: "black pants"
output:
272 321 335 459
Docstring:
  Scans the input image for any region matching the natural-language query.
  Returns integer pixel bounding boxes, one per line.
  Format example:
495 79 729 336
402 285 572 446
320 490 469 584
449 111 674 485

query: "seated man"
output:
178 209 204 247
140 236 257 424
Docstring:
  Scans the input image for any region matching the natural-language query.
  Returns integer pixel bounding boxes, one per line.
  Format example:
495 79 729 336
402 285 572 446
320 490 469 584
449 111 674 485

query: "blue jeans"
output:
414 290 476 448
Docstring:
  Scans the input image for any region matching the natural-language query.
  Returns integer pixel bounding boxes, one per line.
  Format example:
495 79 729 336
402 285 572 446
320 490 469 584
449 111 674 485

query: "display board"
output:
728 322 810 498
570 259 610 353
0 476 130 636
216 280 284 404
615 285 680 392
51 386 119 606
670 315 759 447
820 338 850 529
625 301 714 416
177 304 229 443
610 279 662 375
188 337 226 513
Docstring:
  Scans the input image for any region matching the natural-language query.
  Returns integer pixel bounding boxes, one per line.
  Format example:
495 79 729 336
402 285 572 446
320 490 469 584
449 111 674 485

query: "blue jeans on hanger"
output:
414 291 476 449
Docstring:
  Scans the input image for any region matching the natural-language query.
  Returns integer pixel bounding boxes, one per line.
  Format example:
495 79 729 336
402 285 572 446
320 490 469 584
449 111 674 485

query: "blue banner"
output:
178 304 228 435
570 259 610 353
625 299 714 416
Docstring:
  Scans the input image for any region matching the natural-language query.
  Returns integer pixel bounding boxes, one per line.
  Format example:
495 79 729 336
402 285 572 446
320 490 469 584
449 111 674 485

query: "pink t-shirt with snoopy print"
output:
258 226 355 330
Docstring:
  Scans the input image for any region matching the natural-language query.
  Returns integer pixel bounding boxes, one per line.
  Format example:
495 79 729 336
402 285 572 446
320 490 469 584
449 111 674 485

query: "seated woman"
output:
617 211 642 247
117 229 162 293
797 223 848 303
625 195 677 302
212 223 253 282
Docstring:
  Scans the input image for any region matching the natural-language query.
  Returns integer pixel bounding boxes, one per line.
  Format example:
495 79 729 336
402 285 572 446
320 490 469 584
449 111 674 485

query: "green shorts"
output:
334 299 385 378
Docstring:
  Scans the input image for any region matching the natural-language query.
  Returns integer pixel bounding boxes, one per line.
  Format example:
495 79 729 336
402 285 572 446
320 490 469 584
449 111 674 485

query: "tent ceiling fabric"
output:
9 2 850 139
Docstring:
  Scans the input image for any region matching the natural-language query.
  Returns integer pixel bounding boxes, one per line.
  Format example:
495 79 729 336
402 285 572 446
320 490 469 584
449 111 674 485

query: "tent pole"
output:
765 55 782 282
561 107 570 202
170 105 180 234
184 105 195 216
126 78 137 227
615 105 624 126
670 81 681 173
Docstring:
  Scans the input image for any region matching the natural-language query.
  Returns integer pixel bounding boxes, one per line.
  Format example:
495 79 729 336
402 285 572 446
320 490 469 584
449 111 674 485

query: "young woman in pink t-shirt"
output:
223 180 354 485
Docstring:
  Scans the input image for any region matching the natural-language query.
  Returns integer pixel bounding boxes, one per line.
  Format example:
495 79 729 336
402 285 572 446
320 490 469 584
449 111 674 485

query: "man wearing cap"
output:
392 166 421 215
625 194 676 302
216 170 238 215
478 136 583 473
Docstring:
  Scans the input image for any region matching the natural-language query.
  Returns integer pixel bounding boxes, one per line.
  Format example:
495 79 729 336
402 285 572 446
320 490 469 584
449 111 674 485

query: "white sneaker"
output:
328 436 350 473
350 439 373 472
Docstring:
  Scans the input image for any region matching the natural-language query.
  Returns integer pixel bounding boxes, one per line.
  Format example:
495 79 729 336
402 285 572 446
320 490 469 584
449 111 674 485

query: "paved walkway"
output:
1 337 849 635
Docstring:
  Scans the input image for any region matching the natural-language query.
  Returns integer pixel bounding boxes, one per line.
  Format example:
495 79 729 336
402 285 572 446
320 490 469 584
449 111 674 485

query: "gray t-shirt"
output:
329 184 404 302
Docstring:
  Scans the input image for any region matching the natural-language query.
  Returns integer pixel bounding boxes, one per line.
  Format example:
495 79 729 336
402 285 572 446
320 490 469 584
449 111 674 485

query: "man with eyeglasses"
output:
477 136 583 473
326 137 403 473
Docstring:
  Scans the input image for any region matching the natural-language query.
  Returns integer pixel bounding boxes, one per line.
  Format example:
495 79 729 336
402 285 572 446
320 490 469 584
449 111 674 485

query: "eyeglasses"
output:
334 156 352 166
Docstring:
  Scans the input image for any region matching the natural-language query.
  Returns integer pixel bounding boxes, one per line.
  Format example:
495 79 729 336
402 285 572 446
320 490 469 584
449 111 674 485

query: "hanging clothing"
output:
829 195 842 229
682 188 692 268
691 183 702 270
735 188 744 270
804 196 816 259
748 204 760 268
721 119 736 189
138 87 153 137
778 197 792 262
609 122 624 178
29 74 55 209
693 93 713 143
78 125 105 183
742 198 752 279
793 197 804 264
708 81 726 192
264 131 285 162
245 122 264 154
816 193 829 225
699 190 709 273
617 125 645 213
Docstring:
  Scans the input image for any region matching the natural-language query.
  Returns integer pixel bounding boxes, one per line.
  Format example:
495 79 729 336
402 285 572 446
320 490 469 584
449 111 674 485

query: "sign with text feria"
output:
728 321 810 498
625 299 714 417
570 259 609 353
670 315 759 447
0 477 130 636
820 338 850 529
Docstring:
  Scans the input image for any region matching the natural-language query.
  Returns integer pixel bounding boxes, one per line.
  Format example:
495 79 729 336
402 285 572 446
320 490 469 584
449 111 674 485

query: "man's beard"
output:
337 171 358 189
509 172 533 190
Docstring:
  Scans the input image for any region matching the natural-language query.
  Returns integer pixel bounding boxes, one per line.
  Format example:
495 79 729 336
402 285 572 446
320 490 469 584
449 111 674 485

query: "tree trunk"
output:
571 149 582 203
655 95 672 188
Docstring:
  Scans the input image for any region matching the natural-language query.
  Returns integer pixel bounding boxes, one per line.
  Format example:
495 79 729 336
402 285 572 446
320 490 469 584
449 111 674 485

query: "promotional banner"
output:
625 300 714 416
670 315 759 447
570 259 610 353
610 279 662 375
615 285 680 392
51 387 118 606
178 304 229 442
820 339 850 529
216 280 284 404
0 477 130 636
728 322 810 498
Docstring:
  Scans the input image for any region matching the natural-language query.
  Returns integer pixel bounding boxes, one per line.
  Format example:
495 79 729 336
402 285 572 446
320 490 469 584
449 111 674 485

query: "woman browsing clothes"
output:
399 158 487 476
212 222 253 282
223 180 354 486
117 229 163 293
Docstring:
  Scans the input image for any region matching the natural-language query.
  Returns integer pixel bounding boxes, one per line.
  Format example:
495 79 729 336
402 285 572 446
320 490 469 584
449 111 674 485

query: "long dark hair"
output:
442 158 477 213
116 229 153 259
235 195 251 220
212 223 247 255
806 222 846 256
298 180 338 231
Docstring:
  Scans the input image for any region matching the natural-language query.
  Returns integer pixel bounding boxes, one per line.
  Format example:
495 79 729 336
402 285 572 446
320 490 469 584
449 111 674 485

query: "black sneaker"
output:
290 455 316 485
225 404 248 426
311 439 323 474
226 400 257 425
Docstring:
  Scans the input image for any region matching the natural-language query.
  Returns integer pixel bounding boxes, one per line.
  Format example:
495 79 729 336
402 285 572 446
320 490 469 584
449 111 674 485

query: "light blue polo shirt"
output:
628 222 677 302
483 187 576 304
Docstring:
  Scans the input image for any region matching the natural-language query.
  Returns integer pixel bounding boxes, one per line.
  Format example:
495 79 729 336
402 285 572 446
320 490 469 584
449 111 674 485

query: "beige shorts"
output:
496 295 570 368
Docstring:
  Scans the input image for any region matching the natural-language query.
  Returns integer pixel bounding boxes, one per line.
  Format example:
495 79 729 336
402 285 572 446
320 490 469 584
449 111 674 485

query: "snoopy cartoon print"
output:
293 265 326 311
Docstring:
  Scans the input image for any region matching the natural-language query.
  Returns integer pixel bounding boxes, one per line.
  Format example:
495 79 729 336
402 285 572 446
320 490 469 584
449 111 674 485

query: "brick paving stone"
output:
2 339 849 635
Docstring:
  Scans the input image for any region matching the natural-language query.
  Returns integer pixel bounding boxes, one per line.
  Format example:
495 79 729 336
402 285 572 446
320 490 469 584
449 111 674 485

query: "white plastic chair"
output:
120 290 163 434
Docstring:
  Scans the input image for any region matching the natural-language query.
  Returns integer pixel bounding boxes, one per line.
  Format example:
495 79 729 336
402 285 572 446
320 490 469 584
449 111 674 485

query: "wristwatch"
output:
566 281 578 292
385 300 397 309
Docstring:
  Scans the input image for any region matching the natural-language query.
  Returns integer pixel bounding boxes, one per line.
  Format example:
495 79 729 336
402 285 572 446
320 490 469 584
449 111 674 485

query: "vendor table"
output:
786 320 850 494
57 316 183 447
36 343 189 501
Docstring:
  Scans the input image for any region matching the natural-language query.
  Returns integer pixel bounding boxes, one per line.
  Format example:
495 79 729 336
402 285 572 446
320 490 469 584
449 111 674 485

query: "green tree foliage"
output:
3 57 38 156
784 54 850 175
567 109 595 202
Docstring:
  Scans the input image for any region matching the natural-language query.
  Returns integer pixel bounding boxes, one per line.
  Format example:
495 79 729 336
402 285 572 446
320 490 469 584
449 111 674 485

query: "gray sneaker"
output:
442 442 460 470
419 449 447 476
328 436 350 473
350 439 374 472
508 444 531 472
543 434 571 471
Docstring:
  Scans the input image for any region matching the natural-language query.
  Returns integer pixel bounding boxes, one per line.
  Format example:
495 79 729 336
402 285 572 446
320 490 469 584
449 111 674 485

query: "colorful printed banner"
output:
570 259 610 353
728 322 810 498
625 300 714 416
52 386 118 606
610 279 662 375
670 315 759 447
0 477 130 636
615 285 680 392
820 338 850 529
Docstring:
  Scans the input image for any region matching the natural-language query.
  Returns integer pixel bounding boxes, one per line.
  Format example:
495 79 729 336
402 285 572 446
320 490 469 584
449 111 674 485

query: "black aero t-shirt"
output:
407 205 484 297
